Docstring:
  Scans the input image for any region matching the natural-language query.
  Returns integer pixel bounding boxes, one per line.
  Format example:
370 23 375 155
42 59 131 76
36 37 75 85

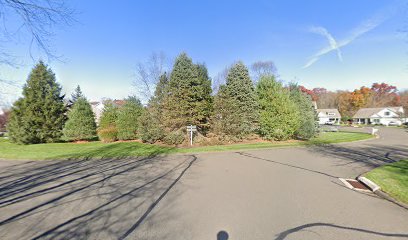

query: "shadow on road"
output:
0 152 197 239
236 152 339 178
309 144 408 168
275 222 408 240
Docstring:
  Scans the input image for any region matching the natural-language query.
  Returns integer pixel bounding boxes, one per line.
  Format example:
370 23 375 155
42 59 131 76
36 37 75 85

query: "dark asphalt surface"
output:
0 127 407 239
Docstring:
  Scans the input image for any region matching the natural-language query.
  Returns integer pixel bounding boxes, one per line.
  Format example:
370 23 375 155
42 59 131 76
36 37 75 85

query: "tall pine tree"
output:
70 85 84 105
63 97 97 141
162 53 212 131
8 61 66 144
212 62 258 138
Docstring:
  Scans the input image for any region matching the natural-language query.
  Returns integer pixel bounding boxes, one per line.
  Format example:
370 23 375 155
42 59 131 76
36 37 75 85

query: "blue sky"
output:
1 0 408 106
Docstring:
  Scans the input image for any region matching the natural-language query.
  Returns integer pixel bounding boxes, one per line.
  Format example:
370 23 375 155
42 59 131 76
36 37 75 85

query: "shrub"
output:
138 109 165 143
97 125 118 143
163 130 185 145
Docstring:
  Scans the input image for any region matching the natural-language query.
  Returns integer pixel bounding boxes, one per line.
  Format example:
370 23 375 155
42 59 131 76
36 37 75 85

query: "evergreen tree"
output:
71 85 84 104
138 73 168 143
97 101 118 142
212 62 258 138
289 83 317 139
117 96 143 140
149 72 169 121
212 85 241 138
162 53 212 132
7 61 66 144
63 97 97 141
256 75 300 140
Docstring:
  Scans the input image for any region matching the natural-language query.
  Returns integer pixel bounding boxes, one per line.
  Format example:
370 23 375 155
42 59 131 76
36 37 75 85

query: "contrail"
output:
303 9 391 69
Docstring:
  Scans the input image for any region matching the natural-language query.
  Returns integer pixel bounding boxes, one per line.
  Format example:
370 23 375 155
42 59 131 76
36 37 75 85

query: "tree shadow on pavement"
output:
0 151 197 239
308 144 408 169
235 152 340 179
274 222 408 240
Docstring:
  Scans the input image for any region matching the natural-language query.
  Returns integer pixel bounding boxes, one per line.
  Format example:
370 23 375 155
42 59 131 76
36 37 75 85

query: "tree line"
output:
6 54 317 145
300 83 408 120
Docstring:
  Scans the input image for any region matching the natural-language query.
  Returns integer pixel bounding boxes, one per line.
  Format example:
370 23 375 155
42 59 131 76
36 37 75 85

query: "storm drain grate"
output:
339 178 371 192
346 180 369 190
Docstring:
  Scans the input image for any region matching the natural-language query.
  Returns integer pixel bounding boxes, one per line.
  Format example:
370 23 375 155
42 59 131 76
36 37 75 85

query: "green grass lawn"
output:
0 131 373 160
364 160 408 204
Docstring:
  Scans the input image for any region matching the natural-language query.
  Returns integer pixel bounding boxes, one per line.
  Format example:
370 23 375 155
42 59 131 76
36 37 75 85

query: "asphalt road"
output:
0 127 407 240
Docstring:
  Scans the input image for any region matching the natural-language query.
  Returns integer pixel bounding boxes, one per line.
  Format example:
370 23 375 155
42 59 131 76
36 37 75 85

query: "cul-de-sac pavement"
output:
0 127 407 240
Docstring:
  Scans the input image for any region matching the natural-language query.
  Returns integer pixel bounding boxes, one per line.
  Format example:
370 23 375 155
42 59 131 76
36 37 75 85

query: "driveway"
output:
0 127 407 240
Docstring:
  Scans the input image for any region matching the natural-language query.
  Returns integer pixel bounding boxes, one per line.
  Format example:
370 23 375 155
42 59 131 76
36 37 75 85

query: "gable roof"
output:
316 109 341 118
353 107 403 118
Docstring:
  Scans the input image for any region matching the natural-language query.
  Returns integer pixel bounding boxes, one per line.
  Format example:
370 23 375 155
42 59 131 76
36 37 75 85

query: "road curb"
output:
357 176 380 192
357 176 408 210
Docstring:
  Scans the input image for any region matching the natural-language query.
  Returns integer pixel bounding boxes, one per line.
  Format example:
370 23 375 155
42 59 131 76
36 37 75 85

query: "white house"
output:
90 101 105 123
353 106 405 126
316 109 341 125
90 100 127 123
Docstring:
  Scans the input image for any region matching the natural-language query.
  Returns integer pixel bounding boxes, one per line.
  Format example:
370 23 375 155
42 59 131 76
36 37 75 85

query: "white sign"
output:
187 125 197 145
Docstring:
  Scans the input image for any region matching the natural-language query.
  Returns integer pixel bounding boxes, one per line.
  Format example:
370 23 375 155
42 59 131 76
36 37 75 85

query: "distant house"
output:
90 101 105 123
353 107 405 126
316 109 341 125
90 99 127 123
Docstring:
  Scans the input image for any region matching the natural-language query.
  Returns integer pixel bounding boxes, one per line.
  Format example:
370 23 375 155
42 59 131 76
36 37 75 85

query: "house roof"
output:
316 109 341 118
353 107 403 118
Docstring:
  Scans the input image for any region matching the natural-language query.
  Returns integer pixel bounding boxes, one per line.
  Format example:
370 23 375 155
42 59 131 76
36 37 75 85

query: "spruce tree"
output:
70 85 84 104
256 75 300 140
162 53 212 131
7 61 66 144
63 97 97 141
117 96 143 140
289 83 317 139
212 62 258 138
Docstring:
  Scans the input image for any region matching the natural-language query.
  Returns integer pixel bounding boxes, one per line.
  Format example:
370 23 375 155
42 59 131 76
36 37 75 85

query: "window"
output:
384 111 390 116
327 113 335 116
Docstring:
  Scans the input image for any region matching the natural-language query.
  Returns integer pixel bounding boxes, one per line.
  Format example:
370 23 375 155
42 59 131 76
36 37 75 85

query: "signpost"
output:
187 125 197 146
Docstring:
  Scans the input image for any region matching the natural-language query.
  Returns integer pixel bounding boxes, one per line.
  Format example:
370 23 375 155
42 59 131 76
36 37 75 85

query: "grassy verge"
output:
0 131 373 160
364 160 408 204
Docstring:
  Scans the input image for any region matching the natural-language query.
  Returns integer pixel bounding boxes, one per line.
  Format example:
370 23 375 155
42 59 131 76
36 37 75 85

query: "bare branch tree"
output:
0 0 75 107
0 0 75 62
133 51 168 103
212 67 229 94
250 60 278 82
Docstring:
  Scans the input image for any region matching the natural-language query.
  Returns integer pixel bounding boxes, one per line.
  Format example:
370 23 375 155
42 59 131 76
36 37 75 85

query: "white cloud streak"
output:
303 8 392 69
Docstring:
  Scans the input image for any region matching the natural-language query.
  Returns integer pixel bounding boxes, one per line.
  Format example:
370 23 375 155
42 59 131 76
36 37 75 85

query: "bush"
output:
97 125 118 143
138 109 165 143
163 130 185 145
